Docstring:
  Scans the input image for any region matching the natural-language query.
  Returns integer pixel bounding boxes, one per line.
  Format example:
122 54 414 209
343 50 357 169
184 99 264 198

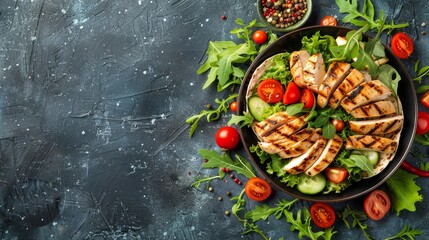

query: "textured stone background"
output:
0 0 428 239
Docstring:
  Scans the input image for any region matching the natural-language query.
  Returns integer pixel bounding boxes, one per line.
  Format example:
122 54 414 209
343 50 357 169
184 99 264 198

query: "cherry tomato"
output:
320 16 337 26
363 189 391 221
230 101 238 112
325 167 348 184
331 119 345 132
215 126 240 150
244 177 272 201
300 88 315 108
252 30 268 45
391 32 414 59
416 111 429 135
283 81 301 105
420 92 429 109
257 79 285 103
310 202 336 228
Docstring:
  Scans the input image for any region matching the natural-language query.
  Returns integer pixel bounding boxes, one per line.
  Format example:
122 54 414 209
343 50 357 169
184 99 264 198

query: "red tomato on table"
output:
310 202 336 228
215 126 240 150
320 16 337 26
244 177 272 201
363 190 391 221
416 111 429 135
390 32 414 59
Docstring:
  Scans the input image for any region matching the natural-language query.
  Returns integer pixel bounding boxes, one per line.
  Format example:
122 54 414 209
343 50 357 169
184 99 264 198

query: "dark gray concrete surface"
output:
0 0 428 239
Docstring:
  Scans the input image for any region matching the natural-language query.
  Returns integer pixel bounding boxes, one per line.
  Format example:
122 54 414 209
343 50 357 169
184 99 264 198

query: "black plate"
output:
238 26 417 202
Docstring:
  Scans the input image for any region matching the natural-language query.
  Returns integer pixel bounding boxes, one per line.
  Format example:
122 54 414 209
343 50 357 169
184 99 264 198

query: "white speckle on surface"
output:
31 36 37 41
163 232 167 236
205 18 209 22
138 0 142 5
80 26 84 29
163 18 167 22
190 82 194 86
81 131 85 135
143 70 147 74
151 119 156 124
61 9 66 14
73 19 78 25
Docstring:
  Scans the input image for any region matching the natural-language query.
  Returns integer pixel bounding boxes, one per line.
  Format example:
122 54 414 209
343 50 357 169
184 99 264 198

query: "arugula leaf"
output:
335 0 408 33
323 180 351 194
301 31 336 60
386 168 423 215
416 85 429 94
323 123 336 139
191 175 221 189
384 224 423 240
199 149 256 179
186 94 238 137
414 133 429 146
244 198 298 221
339 205 373 240
230 189 270 240
413 60 429 84
284 208 335 240
228 112 254 128
197 19 259 91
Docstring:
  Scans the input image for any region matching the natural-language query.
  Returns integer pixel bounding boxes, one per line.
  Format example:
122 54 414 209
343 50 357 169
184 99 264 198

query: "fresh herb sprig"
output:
284 207 337 240
228 112 254 127
185 94 237 137
414 60 429 84
340 205 373 240
244 198 298 221
385 224 423 240
231 189 270 239
198 149 256 179
335 0 409 34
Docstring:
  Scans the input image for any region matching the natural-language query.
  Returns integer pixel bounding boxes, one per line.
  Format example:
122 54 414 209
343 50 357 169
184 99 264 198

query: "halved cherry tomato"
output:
363 189 391 221
283 81 301 104
391 32 414 59
310 202 336 228
416 111 429 135
331 119 345 132
215 126 240 150
252 30 268 45
230 101 238 112
420 92 429 109
257 79 285 103
300 88 315 108
325 167 348 184
244 177 272 201
320 16 337 26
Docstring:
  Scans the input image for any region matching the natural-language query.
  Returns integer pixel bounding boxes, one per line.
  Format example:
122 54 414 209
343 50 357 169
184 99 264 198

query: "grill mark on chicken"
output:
383 119 400 133
345 85 363 100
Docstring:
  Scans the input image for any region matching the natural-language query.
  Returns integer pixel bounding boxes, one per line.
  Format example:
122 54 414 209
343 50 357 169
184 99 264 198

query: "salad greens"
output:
386 169 423 215
335 0 409 33
339 205 373 240
259 52 291 85
284 208 337 240
197 18 276 92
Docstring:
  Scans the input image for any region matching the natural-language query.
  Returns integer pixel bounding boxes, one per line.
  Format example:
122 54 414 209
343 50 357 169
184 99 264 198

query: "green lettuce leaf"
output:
386 169 423 215
259 52 291 85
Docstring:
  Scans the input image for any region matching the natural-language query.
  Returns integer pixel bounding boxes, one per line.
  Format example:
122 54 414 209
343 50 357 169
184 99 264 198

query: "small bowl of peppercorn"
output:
257 0 312 32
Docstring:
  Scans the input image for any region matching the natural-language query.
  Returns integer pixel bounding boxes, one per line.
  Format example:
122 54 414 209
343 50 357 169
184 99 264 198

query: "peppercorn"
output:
225 210 230 216
261 0 308 28
218 196 223 201
226 191 232 197
208 186 213 192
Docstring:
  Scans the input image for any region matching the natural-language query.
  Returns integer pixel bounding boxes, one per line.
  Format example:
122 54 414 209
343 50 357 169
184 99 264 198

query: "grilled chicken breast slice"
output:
260 114 308 142
252 112 295 137
283 139 327 174
349 115 403 135
303 53 326 93
305 135 343 176
277 131 322 159
290 50 310 88
328 69 365 109
345 135 397 154
341 80 392 113
317 62 351 108
350 100 397 119
258 128 315 154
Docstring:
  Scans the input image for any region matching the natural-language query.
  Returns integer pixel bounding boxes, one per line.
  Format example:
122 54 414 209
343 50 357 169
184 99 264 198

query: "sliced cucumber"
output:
351 150 379 166
296 173 326 195
248 96 270 121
